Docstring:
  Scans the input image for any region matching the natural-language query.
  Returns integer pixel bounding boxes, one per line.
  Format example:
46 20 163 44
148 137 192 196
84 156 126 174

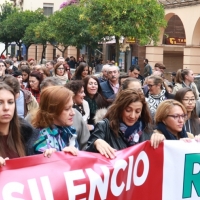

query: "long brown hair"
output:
174 88 199 135
0 82 25 157
32 86 74 128
83 75 109 108
104 89 152 136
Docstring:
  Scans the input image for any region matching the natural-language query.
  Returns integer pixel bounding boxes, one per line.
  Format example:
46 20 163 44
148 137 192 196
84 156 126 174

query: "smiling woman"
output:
86 89 153 158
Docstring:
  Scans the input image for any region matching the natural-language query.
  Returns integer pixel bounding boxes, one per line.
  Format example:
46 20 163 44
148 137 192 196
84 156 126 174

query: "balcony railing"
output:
158 0 200 8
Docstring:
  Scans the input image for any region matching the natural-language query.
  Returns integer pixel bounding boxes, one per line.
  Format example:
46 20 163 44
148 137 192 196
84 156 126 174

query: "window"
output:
43 3 54 16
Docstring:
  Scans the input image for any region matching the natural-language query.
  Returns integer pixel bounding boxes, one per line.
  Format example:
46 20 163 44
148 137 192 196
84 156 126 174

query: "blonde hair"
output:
155 99 187 123
148 75 170 93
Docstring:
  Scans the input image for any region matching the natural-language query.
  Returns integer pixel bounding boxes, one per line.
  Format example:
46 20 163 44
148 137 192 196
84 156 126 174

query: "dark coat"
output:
100 80 115 99
86 118 152 152
19 117 39 156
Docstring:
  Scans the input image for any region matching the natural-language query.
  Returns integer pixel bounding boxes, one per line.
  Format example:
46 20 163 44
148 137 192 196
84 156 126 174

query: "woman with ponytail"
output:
173 69 199 99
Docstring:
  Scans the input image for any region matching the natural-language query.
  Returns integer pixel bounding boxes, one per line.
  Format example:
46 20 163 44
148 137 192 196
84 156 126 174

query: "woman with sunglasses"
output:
53 62 68 85
174 88 200 136
146 75 174 118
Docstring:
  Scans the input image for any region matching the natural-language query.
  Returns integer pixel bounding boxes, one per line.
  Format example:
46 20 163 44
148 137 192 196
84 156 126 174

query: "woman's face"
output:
185 70 194 83
56 65 65 76
0 63 6 74
81 67 89 78
182 91 196 113
29 76 39 90
16 75 23 85
163 105 185 136
87 78 98 97
147 78 161 95
53 97 75 127
73 87 85 105
39 69 47 79
0 89 15 127
22 72 29 82
127 81 142 92
122 101 143 126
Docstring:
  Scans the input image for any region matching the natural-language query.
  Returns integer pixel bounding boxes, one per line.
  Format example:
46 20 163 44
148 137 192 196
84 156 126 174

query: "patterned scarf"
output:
119 120 144 147
34 125 78 153
73 103 85 116
148 89 166 114
56 125 79 148
156 122 188 140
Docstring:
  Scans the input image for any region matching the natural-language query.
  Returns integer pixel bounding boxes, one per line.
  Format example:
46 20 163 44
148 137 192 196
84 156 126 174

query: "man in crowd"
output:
128 64 140 78
5 59 18 74
100 65 120 99
98 64 109 83
129 64 144 85
143 58 152 78
46 60 55 76
57 56 65 64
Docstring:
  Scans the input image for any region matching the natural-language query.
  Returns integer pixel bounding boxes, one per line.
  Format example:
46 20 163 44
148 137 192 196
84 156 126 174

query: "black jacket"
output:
19 117 39 156
86 119 152 152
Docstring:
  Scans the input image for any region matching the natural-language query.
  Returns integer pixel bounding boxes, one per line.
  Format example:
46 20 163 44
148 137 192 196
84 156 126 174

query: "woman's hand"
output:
194 134 200 142
150 132 166 149
94 139 116 159
0 157 9 167
62 146 78 156
87 124 94 131
180 138 192 143
43 148 57 158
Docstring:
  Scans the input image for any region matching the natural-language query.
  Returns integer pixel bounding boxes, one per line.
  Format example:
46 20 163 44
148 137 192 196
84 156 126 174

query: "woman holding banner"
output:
32 86 79 157
0 82 37 166
86 89 153 159
151 100 190 148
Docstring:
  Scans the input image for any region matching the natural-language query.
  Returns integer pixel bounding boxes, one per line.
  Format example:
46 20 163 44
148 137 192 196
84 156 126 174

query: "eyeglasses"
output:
167 114 187 121
182 99 196 103
147 84 155 88
57 68 64 70
0 65 5 67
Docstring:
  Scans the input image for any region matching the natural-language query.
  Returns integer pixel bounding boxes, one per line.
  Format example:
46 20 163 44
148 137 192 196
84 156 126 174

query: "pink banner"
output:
0 141 163 200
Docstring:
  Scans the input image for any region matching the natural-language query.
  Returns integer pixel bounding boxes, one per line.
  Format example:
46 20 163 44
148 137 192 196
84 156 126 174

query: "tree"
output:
80 0 166 62
47 4 99 59
0 2 18 56
1 9 46 59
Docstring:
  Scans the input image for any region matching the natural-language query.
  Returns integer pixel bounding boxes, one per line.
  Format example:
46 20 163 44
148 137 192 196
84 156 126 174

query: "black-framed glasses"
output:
167 114 187 121
147 84 155 88
182 99 196 103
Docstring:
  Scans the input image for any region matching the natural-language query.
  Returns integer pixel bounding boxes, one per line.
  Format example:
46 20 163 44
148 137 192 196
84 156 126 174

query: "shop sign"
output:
166 37 186 45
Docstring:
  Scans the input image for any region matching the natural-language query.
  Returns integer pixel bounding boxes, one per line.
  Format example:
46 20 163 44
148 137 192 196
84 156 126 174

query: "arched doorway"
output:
162 14 186 73
192 18 200 45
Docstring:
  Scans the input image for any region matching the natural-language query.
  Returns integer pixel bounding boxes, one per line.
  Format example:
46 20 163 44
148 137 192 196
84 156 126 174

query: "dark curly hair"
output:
65 80 84 95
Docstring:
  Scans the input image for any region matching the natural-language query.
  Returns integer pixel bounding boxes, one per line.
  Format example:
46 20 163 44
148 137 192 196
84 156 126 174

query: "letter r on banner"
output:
183 154 200 198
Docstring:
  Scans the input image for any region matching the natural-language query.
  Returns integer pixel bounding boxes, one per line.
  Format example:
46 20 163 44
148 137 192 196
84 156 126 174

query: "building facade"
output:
0 0 78 61
145 0 200 74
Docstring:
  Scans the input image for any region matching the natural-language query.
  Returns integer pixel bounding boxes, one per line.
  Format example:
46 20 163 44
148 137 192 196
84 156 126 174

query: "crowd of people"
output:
0 55 199 166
